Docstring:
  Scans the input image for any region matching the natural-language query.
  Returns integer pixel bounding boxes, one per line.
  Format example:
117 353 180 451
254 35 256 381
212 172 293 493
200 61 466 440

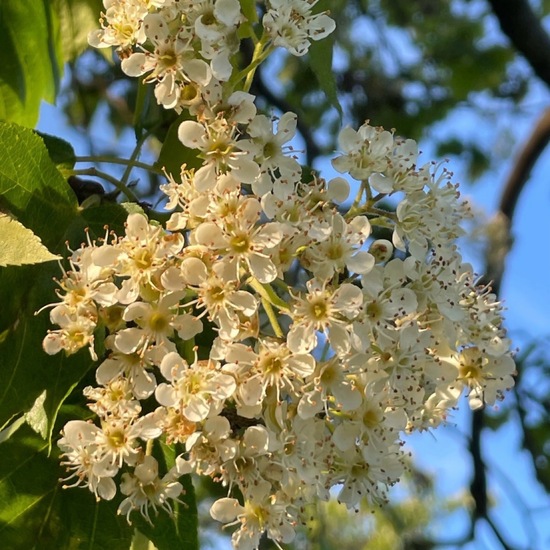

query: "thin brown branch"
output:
499 107 550 220
470 79 550 550
469 410 488 522
487 0 550 88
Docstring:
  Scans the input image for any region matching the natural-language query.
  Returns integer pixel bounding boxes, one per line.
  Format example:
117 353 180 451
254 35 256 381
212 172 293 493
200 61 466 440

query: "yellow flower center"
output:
230 234 250 254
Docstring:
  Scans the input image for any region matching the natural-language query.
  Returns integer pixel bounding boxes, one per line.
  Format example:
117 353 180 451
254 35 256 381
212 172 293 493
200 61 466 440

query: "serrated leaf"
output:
0 1 62 126
0 123 78 251
0 424 134 550
0 122 78 332
0 213 61 267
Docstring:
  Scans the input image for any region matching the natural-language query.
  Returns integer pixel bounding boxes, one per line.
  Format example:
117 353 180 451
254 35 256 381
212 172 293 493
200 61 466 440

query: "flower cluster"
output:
44 1 515 549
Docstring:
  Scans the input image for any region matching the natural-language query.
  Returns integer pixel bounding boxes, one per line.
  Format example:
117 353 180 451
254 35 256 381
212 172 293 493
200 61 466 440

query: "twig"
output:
487 0 550 89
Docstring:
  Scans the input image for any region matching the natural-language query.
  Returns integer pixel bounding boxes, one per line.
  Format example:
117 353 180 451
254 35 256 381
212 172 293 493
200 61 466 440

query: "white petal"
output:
159 351 187 380
327 177 350 203
248 254 277 283
183 395 210 421
114 328 144 354
181 257 208 285
178 120 207 148
210 498 244 523
121 53 148 77
193 222 226 248
287 324 316 354
155 383 178 407
183 58 212 86
214 0 241 26
332 423 358 451
347 251 375 275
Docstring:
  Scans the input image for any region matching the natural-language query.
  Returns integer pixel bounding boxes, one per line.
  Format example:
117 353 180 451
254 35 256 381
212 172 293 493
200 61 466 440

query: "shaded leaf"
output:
36 131 77 176
155 113 202 180
50 0 103 62
0 213 61 267
307 0 342 118
0 122 78 332
0 312 95 446
0 1 62 126
0 424 134 550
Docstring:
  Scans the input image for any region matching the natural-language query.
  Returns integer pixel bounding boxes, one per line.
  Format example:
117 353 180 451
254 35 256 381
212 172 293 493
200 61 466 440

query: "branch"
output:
480 107 550 295
499 107 550 221
487 0 550 88
469 410 488 523
469 79 550 550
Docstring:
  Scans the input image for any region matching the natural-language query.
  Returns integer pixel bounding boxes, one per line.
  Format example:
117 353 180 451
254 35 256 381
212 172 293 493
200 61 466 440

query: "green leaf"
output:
0 194 137 441
0 122 78 252
0 213 61 267
307 1 342 119
0 424 134 550
155 113 202 180
35 131 77 176
0 312 95 446
0 1 62 126
24 391 48 440
0 122 78 332
240 0 258 23
50 0 103 62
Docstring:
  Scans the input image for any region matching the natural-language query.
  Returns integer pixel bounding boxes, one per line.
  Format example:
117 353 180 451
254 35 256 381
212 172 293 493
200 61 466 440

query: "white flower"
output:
287 280 363 354
93 213 184 304
336 446 404 508
155 351 236 421
192 263 258 339
302 213 374 280
192 198 282 283
332 124 394 183
186 0 244 81
43 305 97 360
96 345 158 399
118 455 183 524
178 117 260 183
121 13 211 109
88 0 148 50
84 377 142 419
58 420 118 500
263 0 336 56
94 411 164 469
210 481 296 550
186 415 237 475
446 346 516 409
114 292 202 354
238 113 301 188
